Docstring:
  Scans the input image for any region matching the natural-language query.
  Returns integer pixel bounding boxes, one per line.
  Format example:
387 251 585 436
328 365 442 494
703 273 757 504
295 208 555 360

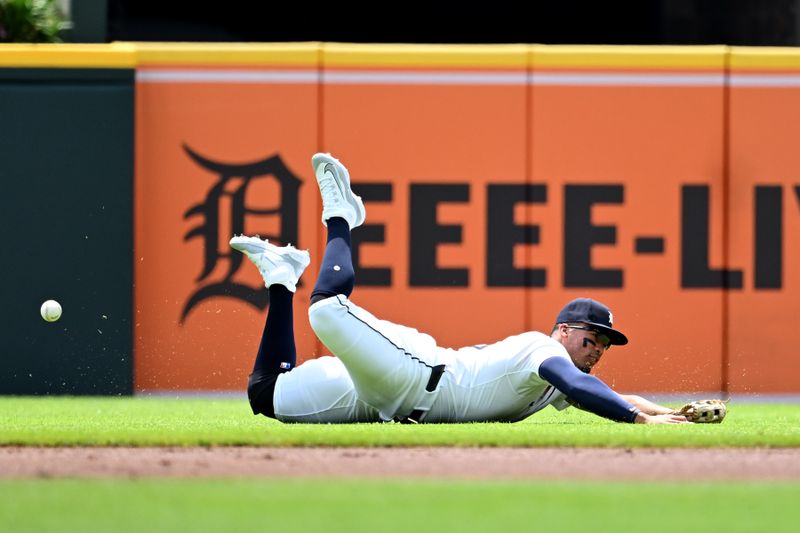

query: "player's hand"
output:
634 412 690 424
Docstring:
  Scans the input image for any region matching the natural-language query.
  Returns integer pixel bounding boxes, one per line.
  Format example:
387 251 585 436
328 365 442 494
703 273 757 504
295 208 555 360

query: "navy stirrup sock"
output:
311 217 355 303
252 284 296 375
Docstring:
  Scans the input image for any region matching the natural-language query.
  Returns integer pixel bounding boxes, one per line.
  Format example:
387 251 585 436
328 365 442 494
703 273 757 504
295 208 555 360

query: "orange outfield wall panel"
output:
529 46 728 393
319 44 530 349
727 49 800 393
130 43 800 394
134 44 321 392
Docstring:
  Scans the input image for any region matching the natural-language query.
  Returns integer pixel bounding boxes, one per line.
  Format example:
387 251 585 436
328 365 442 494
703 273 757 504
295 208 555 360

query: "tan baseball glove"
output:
672 399 727 423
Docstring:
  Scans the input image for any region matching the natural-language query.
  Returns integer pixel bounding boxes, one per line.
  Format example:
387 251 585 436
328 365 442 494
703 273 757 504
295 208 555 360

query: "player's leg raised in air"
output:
308 153 444 422
229 235 310 418
230 233 378 423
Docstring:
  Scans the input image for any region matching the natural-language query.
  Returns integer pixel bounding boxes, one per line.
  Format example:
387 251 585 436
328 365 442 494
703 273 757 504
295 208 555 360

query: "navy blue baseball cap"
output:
555 298 628 346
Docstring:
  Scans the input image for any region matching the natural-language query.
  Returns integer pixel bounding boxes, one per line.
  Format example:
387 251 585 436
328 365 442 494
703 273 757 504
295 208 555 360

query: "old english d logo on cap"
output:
555 298 629 346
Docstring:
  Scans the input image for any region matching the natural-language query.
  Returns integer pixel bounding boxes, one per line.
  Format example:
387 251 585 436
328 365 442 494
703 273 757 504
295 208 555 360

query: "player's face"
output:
560 323 611 373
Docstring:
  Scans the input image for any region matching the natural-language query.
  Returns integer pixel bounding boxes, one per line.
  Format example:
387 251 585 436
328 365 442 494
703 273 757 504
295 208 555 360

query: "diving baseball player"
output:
231 153 689 425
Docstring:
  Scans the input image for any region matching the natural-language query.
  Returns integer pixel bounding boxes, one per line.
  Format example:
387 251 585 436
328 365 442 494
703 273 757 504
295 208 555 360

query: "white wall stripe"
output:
136 70 319 83
530 73 725 86
729 75 800 87
136 69 800 88
322 71 528 85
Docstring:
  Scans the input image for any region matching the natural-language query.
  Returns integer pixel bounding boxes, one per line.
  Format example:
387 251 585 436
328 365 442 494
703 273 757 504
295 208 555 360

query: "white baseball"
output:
40 300 62 322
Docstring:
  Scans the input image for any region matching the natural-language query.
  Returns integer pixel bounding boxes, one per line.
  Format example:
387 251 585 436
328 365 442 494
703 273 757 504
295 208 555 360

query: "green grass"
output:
0 479 798 533
2 398 797 532
1 397 799 447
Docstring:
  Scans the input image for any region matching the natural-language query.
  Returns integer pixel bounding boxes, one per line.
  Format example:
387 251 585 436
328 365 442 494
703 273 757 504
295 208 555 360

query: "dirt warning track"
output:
2 447 800 481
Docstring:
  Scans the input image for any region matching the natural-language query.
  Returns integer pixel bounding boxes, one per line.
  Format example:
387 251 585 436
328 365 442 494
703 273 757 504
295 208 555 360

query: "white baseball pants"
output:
308 295 444 421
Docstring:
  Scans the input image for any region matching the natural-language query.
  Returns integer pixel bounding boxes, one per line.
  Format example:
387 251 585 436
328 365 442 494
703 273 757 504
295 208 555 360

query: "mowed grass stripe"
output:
1 479 799 533
1 397 799 447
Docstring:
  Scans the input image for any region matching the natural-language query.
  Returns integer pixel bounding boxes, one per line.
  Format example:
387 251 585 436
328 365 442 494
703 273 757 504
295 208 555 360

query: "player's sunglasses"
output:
566 325 612 350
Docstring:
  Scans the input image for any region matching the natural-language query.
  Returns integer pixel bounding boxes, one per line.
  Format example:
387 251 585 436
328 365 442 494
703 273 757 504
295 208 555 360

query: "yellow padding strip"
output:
323 43 528 68
0 43 136 68
730 47 800 70
531 45 728 70
4 43 800 72
133 42 320 65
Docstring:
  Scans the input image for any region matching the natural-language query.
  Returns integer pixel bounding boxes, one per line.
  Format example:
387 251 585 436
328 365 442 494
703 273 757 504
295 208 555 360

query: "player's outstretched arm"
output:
539 356 640 423
539 357 690 424
618 394 675 415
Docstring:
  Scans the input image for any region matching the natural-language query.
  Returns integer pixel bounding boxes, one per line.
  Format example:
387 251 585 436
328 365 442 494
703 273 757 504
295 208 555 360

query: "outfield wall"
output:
2 43 799 395
0 45 135 394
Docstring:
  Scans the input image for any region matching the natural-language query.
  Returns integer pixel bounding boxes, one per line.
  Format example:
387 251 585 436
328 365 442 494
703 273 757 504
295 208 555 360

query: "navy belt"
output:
395 364 446 424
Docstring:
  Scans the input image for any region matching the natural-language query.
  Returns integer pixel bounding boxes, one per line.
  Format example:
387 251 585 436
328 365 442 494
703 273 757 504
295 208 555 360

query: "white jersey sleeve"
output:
525 335 573 376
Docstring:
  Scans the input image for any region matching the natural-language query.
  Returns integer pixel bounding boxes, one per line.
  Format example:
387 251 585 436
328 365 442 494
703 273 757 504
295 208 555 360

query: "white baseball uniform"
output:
273 295 572 423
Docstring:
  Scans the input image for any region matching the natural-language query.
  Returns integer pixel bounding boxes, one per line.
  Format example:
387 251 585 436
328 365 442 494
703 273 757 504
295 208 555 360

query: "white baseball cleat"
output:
229 235 310 292
312 152 366 229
